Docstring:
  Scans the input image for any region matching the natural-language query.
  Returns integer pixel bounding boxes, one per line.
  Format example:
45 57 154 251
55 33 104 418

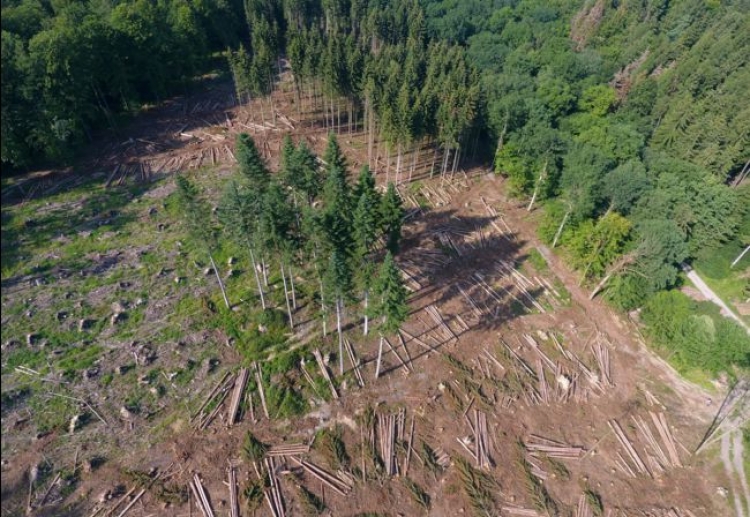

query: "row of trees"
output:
227 0 481 181
177 132 409 374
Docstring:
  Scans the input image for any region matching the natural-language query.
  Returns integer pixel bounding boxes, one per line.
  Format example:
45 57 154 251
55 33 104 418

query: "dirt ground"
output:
1 73 740 517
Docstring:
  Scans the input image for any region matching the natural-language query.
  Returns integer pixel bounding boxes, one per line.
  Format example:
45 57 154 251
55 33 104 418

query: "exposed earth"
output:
1 75 746 517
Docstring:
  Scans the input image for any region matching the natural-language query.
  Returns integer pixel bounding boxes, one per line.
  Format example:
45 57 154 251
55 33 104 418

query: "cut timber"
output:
264 457 286 517
190 474 215 517
266 444 311 457
378 412 398 476
254 362 270 419
228 465 240 517
227 368 249 427
609 419 650 477
343 338 365 387
191 371 232 422
525 435 586 459
313 349 339 399
290 457 352 496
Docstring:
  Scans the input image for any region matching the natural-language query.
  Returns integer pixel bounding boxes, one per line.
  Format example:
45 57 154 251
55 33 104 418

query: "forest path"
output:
683 266 750 334
721 422 749 517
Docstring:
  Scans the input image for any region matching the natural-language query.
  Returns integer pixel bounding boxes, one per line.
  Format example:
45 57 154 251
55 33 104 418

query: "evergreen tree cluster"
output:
212 132 407 367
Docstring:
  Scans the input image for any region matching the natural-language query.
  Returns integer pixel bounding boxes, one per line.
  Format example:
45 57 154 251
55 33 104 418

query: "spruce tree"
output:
219 180 266 309
352 185 379 335
323 132 347 173
236 133 271 191
324 248 353 375
296 141 323 204
373 251 408 336
380 182 405 254
176 176 230 309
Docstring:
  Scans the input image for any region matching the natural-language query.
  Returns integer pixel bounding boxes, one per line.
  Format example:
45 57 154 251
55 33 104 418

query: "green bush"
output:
641 291 750 375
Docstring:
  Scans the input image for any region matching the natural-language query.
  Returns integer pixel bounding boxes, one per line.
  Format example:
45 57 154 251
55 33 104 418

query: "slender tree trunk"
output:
452 147 460 175
408 145 418 183
249 247 266 309
348 100 353 135
312 248 327 337
396 142 402 185
209 253 231 309
337 99 341 133
281 264 294 329
363 289 369 336
386 144 392 184
441 146 450 177
262 257 269 287
288 265 297 309
552 210 571 248
527 160 548 212
430 144 438 178
336 297 344 376
375 335 384 379
366 96 373 167
731 245 750 268
590 253 637 300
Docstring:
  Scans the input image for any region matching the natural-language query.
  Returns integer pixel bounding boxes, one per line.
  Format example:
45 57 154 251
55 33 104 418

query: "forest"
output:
2 0 748 373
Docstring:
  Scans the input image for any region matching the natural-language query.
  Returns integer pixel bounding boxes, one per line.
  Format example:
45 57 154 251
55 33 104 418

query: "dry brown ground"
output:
1 72 736 517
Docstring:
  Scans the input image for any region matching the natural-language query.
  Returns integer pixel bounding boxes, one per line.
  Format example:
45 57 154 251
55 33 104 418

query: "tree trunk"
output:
366 96 373 167
281 264 294 330
375 335 384 379
288 265 297 309
430 144 438 178
731 245 750 268
408 145 418 183
336 297 344 376
441 146 450 177
396 142 402 185
552 210 570 248
527 160 548 212
363 289 369 336
209 253 231 309
386 144 392 184
262 257 269 287
249 248 266 310
589 253 637 300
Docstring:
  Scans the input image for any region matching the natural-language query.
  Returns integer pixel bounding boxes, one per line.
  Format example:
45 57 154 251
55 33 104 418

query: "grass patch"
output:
403 478 430 511
584 487 604 517
242 431 268 462
527 248 549 273
314 426 350 470
454 456 497 517
517 443 557 516
299 485 326 516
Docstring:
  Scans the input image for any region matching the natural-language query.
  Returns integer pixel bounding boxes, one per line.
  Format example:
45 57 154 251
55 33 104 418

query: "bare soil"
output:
1 73 738 517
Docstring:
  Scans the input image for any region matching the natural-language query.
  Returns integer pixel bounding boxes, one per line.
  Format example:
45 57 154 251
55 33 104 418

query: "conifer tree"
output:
380 182 405 254
324 248 353 376
323 132 347 173
236 133 271 191
372 251 409 378
219 180 266 309
352 177 379 335
176 176 230 309
261 180 297 328
296 141 324 204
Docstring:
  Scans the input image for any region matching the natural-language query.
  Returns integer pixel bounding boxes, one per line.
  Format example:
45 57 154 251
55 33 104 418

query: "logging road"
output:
682 265 750 335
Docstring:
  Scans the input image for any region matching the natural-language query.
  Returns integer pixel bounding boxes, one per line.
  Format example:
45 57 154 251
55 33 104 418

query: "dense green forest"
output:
2 0 748 372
